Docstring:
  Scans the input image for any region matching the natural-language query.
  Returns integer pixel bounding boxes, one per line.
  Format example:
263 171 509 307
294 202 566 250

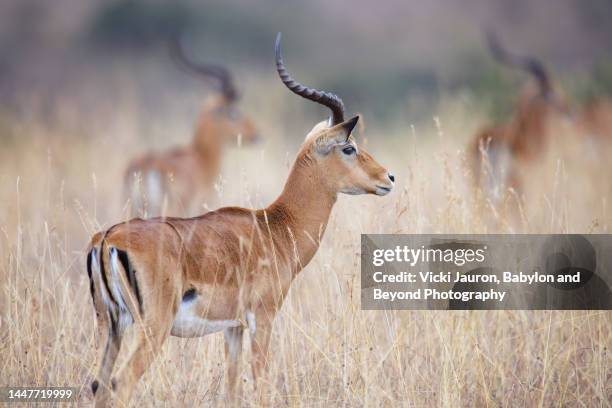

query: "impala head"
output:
198 96 260 146
515 82 573 123
275 33 394 196
170 33 260 146
486 30 573 119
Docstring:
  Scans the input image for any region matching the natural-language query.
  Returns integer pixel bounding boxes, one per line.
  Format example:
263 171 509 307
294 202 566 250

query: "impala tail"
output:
87 237 143 338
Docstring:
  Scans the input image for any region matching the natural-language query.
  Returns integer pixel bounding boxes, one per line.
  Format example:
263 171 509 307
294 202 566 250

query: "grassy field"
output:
0 88 611 407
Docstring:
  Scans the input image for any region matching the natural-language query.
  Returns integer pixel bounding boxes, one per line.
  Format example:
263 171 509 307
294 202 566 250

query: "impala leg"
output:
224 326 244 404
89 247 122 408
93 315 122 408
110 321 170 406
111 290 175 407
250 312 273 403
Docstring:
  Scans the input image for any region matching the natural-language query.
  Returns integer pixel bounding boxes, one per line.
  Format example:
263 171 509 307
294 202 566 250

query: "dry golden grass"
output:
0 92 611 407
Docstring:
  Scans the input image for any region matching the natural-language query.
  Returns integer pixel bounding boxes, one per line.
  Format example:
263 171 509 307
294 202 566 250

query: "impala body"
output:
87 33 394 407
578 98 612 142
470 32 571 202
125 37 259 217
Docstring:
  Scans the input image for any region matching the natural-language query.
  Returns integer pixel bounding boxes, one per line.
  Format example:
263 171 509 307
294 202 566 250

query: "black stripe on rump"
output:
86 250 95 305
116 249 144 315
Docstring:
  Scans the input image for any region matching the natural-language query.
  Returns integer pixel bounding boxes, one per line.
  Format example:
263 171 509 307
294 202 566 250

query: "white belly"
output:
171 300 241 338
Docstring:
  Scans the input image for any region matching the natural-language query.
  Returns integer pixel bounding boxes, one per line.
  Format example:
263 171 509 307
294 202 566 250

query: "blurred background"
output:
1 0 612 126
2 0 612 222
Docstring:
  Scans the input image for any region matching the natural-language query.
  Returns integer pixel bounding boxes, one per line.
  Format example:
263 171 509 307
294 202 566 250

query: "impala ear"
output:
313 115 359 154
330 115 359 140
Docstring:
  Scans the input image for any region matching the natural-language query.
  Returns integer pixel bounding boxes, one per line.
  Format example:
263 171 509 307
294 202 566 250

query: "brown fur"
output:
124 94 259 217
87 117 394 406
577 98 612 141
469 81 571 200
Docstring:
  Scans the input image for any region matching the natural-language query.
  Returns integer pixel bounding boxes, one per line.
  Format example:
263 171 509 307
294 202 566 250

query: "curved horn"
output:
169 32 238 101
485 30 551 96
275 32 345 125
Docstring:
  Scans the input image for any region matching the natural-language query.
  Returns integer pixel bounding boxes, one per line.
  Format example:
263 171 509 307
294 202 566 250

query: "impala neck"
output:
192 115 224 180
514 98 550 141
264 152 337 273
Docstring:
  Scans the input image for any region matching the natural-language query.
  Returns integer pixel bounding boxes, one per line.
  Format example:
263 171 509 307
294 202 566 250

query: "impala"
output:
125 35 260 217
469 31 571 203
86 33 394 406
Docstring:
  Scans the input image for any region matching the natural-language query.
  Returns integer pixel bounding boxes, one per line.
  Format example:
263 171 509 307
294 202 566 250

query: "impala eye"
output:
342 145 356 155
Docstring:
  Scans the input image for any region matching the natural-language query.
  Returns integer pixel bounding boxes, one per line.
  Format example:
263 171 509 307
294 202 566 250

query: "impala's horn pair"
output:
170 32 238 101
275 32 353 134
485 30 552 97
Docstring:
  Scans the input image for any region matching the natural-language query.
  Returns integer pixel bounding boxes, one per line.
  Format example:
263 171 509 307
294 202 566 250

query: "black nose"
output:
388 173 395 183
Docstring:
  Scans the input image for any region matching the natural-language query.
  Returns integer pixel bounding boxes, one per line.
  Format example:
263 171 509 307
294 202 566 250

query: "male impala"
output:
86 33 394 406
469 31 571 204
125 35 260 217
